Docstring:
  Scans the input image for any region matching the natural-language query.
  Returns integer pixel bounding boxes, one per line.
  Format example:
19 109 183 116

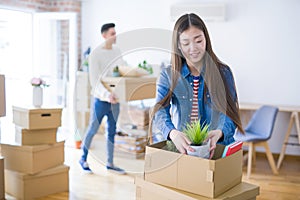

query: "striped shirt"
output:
190 76 200 122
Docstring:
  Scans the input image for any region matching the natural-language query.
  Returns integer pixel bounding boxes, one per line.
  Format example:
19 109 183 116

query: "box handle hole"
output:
41 113 51 117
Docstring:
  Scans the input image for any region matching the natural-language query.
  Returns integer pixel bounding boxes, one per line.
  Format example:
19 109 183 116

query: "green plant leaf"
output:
183 121 209 145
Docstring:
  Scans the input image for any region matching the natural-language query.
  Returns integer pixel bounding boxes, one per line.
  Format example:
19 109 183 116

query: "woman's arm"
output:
154 67 176 139
216 66 238 145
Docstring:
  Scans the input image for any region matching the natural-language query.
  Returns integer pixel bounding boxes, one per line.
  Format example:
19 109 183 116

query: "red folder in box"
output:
222 141 243 157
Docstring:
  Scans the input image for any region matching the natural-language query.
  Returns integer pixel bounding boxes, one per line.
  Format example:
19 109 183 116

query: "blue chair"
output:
234 105 279 178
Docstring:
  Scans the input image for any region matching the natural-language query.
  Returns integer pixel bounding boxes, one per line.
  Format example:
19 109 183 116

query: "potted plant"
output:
138 60 153 74
183 120 210 158
112 65 120 77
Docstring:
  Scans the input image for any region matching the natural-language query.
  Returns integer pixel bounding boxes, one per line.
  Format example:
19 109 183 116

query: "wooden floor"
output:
5 134 300 200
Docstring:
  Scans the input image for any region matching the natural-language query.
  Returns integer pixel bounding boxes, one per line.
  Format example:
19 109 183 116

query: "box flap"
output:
5 165 69 180
12 106 62 114
0 141 64 152
15 126 57 134
212 144 226 160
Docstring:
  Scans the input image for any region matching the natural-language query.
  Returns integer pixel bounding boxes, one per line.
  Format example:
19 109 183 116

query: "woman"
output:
150 13 243 157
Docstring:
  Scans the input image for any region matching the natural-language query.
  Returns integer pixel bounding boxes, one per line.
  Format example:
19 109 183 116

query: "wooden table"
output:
239 103 300 169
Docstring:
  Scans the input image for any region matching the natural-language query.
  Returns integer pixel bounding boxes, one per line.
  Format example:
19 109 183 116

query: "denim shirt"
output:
154 63 236 145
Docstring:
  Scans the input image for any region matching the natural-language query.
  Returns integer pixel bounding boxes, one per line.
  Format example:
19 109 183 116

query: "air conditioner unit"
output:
170 3 226 22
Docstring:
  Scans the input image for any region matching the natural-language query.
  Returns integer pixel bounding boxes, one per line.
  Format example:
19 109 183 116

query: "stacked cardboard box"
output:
115 133 147 159
139 141 260 199
136 177 259 200
115 105 150 159
127 106 150 128
0 106 69 200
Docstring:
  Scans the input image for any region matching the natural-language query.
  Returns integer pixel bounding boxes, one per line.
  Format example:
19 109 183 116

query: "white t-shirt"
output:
88 44 125 102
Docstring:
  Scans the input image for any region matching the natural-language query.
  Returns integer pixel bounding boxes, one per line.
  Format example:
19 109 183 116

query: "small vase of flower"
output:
31 77 49 108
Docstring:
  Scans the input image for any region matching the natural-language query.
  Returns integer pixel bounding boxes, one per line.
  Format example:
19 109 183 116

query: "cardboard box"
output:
114 148 145 159
128 106 150 127
101 76 156 102
0 75 5 117
135 177 259 200
15 126 57 145
0 141 64 174
5 165 69 200
114 133 147 159
0 157 4 200
13 106 62 130
144 141 243 198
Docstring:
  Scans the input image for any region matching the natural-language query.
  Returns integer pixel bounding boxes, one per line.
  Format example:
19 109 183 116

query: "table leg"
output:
276 112 297 169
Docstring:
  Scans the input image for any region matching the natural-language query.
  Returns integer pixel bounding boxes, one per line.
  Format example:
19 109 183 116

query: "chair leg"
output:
263 142 279 175
247 142 254 179
252 147 256 167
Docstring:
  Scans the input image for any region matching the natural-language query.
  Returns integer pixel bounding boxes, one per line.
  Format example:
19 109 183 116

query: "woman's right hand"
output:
169 129 193 154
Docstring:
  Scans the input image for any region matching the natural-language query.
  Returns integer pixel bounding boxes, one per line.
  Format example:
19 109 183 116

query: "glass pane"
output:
0 9 33 143
33 19 69 107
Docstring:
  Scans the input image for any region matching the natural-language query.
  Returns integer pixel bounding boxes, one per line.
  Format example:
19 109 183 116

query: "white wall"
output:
82 0 300 155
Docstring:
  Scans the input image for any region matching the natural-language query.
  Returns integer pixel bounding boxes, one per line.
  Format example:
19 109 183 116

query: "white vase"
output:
32 86 43 107
187 139 211 158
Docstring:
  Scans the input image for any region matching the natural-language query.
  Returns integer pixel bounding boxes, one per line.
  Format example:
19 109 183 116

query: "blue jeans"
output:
81 97 120 165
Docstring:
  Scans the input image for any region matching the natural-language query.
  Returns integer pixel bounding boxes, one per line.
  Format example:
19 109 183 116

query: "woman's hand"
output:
206 129 223 159
169 129 193 154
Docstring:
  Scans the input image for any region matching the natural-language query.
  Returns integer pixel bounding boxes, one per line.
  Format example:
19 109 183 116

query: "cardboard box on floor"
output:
15 126 57 145
13 106 62 130
0 141 64 174
135 177 259 200
0 157 4 200
5 165 69 200
144 141 243 198
0 75 6 117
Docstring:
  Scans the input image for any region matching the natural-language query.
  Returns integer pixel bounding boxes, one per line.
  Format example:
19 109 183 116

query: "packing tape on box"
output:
206 170 214 182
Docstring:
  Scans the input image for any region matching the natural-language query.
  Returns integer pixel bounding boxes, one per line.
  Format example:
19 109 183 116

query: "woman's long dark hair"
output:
149 13 243 143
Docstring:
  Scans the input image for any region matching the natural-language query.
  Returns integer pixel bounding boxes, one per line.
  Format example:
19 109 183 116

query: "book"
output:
222 141 243 158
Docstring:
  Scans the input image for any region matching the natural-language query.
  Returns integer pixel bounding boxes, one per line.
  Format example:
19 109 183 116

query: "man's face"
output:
102 27 116 44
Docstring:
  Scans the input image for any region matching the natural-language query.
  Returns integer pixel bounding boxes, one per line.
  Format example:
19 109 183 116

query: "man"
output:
79 23 126 174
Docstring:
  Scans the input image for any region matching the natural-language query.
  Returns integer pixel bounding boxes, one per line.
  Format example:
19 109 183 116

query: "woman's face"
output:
179 26 206 67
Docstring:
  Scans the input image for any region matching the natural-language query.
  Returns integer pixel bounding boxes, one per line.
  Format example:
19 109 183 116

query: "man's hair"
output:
101 23 115 34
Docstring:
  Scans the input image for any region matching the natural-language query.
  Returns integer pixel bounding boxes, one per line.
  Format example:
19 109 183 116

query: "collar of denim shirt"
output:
181 62 206 79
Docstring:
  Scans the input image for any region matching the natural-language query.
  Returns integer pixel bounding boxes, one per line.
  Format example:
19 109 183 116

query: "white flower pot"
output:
32 86 43 107
187 139 211 158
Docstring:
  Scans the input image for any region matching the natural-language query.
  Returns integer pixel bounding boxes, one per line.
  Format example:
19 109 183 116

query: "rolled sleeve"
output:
217 113 236 145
